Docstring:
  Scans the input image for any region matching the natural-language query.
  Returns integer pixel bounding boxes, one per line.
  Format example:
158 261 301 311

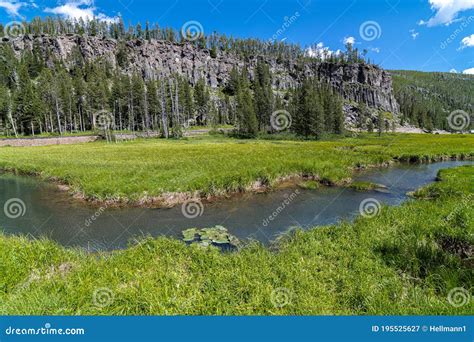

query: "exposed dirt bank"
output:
39 157 472 209
0 136 98 147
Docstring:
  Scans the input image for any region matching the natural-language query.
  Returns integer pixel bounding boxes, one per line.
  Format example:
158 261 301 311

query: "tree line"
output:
0 44 218 137
1 16 370 64
0 41 346 139
391 70 474 131
0 17 359 139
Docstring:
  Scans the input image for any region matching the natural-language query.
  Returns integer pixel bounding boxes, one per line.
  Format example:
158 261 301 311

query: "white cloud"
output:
305 42 341 60
45 0 118 23
343 36 355 45
306 41 379 59
0 0 27 17
449 68 458 72
409 29 419 40
420 0 474 27
460 33 474 48
463 67 474 74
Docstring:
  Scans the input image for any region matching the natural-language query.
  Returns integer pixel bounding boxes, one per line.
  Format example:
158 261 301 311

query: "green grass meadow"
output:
0 134 472 315
0 134 472 202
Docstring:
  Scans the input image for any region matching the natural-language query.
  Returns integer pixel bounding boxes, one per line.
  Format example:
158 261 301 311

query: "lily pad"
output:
182 228 199 242
181 226 241 250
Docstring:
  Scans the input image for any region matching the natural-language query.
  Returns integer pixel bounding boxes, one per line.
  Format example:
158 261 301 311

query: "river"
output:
0 160 471 251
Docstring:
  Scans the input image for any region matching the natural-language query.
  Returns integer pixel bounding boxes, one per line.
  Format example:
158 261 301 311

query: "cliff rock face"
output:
9 35 399 114
312 63 399 114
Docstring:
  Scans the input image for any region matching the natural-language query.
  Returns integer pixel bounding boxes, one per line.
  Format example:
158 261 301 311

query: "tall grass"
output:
0 134 472 202
0 166 472 315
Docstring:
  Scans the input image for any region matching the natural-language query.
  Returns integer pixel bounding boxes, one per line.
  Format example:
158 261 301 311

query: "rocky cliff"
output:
8 34 399 115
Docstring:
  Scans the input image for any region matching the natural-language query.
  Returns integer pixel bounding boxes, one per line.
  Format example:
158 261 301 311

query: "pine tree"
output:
116 41 129 68
180 78 194 125
290 86 305 136
308 85 324 138
146 80 159 130
225 66 240 96
194 78 209 126
358 102 369 130
0 85 14 136
131 73 146 130
13 64 37 135
377 111 385 136
367 120 374 133
253 59 273 131
145 21 151 41
236 68 258 137
332 96 345 134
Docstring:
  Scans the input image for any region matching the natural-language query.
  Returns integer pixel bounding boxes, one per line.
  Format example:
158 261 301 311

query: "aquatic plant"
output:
182 226 240 249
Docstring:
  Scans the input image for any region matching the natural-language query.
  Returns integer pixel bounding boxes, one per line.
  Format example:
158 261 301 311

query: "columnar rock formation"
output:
9 34 400 116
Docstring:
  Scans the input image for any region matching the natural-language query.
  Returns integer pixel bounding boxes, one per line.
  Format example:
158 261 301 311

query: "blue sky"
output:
1 0 473 73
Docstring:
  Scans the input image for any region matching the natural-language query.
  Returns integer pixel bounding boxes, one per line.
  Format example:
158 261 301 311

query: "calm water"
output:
0 161 471 251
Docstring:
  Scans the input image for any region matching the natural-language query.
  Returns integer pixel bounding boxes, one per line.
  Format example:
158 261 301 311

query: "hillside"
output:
0 17 401 138
390 70 474 131
3 18 473 138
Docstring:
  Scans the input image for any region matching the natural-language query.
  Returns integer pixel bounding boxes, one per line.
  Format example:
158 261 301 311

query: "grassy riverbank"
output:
0 165 472 315
0 134 472 205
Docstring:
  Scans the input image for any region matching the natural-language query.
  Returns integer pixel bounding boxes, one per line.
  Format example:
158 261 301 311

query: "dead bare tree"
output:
160 82 169 139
